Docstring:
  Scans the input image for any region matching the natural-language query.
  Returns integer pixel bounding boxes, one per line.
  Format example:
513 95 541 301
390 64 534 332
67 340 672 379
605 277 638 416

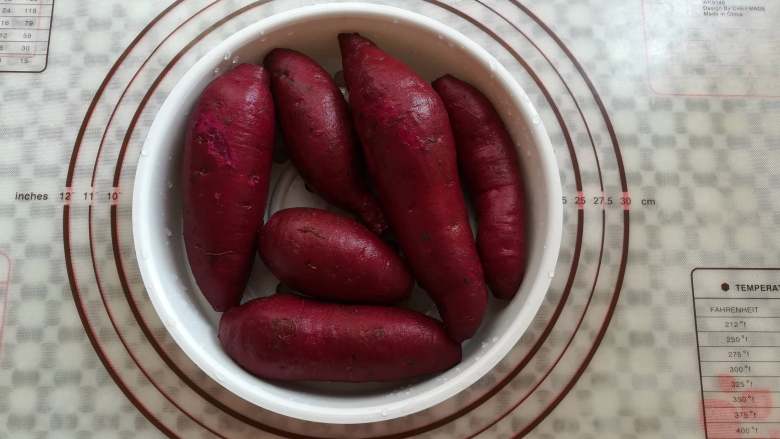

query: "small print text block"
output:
0 0 53 72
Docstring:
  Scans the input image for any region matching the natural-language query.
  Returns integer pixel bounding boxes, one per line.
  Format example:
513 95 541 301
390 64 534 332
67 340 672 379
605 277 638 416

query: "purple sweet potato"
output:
218 294 462 382
182 63 275 312
433 75 526 300
258 207 412 303
264 48 387 235
339 33 488 342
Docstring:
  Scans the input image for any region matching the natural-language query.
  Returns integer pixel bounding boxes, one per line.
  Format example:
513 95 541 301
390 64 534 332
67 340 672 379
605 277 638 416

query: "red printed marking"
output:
62 186 72 205
622 192 631 211
701 373 779 439
110 187 120 206
703 399 740 439
576 191 585 209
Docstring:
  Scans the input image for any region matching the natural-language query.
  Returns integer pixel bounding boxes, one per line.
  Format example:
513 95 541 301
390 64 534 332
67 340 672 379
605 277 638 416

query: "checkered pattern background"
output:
0 0 778 437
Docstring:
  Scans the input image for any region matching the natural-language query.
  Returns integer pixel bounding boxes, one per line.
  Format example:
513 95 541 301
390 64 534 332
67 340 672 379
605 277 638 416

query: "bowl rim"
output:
132 1 563 425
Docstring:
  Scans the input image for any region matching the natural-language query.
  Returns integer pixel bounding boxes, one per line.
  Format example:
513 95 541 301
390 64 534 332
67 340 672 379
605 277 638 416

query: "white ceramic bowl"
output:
133 2 562 425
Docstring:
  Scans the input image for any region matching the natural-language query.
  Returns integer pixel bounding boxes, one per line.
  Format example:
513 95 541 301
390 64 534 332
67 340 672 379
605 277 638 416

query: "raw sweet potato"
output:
258 207 412 303
182 63 275 312
264 48 387 235
218 294 462 382
338 33 487 342
433 75 526 300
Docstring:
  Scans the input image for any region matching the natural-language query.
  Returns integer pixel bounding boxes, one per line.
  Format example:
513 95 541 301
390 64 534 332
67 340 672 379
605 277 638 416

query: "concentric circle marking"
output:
108 1 588 434
63 1 630 437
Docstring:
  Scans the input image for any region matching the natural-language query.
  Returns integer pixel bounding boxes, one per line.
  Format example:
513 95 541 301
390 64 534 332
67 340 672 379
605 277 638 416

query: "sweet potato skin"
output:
264 48 387 234
338 33 487 342
218 294 462 382
433 75 526 300
182 63 275 312
258 208 412 303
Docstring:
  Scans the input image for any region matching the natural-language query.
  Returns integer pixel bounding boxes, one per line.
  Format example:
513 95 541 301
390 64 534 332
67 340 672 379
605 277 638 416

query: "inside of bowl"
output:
144 7 556 419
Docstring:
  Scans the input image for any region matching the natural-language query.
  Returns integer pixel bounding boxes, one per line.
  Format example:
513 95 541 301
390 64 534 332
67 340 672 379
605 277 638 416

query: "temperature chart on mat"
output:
0 0 53 72
693 268 780 439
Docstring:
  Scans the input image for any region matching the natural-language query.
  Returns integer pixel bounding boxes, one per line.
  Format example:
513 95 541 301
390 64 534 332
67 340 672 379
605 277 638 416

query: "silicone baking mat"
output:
0 0 778 437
